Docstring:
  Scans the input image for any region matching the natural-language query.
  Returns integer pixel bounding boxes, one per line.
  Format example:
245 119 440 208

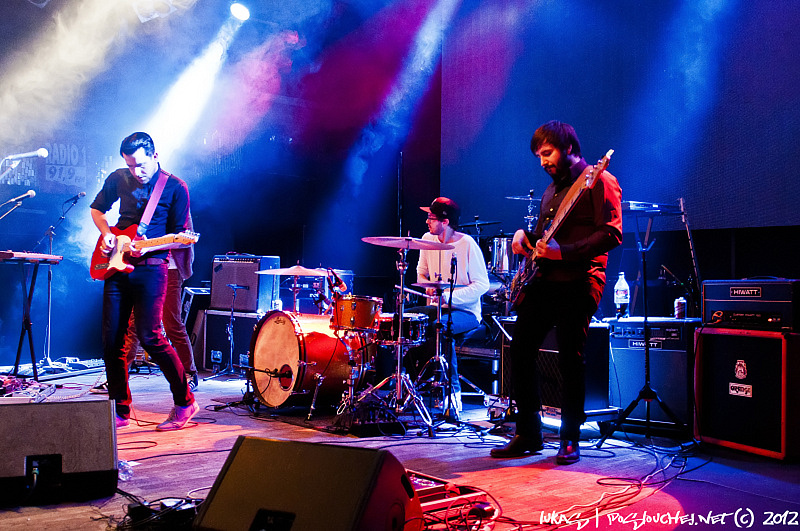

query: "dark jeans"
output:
123 268 196 373
102 263 194 419
404 306 479 395
510 278 601 441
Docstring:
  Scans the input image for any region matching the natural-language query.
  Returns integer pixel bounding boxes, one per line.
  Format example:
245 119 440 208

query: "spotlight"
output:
230 2 250 21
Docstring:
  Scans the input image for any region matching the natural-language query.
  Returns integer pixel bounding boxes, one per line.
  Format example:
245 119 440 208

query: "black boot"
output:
490 434 544 458
556 440 580 464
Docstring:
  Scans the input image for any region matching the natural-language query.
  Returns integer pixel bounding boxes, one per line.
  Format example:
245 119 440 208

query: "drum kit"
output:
243 235 458 429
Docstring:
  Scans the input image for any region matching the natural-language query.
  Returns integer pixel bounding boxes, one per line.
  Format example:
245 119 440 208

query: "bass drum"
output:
250 311 366 408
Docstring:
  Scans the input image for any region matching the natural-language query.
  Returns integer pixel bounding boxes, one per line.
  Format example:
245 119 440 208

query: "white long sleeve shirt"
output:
416 232 490 322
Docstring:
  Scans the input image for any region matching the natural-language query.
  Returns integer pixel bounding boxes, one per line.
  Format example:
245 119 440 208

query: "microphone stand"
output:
32 195 83 371
205 284 247 380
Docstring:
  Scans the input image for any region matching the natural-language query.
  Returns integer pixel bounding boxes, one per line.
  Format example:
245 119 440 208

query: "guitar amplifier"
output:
498 317 614 419
702 279 799 331
210 255 280 313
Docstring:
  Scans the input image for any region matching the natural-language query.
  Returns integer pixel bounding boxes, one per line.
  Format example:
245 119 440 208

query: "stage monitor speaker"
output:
695 327 800 459
608 318 700 429
0 399 118 507
210 255 280 313
203 310 262 373
193 436 423 531
498 317 611 414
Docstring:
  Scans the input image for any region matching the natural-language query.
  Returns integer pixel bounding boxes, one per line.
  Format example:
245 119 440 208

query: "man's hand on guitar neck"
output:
128 236 146 257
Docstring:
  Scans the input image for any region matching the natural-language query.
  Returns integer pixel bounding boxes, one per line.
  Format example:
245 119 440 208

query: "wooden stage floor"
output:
1 368 799 530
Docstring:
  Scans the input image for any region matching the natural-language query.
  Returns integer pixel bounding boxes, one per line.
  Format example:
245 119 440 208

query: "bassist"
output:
490 121 622 464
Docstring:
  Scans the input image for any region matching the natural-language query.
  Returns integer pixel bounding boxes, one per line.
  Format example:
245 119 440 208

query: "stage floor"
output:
1 367 799 530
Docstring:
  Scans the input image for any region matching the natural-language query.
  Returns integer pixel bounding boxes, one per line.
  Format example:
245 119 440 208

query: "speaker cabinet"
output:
608 318 700 429
695 328 800 459
0 399 118 507
498 318 611 415
203 310 262 373
193 436 423 531
210 255 280 313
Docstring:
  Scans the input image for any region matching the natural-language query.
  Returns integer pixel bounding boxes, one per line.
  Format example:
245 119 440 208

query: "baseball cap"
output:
420 197 460 227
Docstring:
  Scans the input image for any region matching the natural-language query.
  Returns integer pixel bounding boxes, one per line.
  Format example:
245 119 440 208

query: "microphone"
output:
328 268 347 293
227 283 249 290
6 190 36 203
450 252 457 277
65 191 86 203
4 148 49 161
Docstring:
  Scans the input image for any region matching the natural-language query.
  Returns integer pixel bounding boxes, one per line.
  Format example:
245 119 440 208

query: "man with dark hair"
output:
405 197 490 418
91 132 198 430
490 121 622 463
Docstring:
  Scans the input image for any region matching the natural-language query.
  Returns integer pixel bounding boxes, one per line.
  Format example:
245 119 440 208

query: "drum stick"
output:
394 284 424 297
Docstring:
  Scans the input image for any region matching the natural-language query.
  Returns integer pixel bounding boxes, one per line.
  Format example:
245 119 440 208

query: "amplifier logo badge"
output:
730 287 761 297
729 383 753 397
734 360 747 379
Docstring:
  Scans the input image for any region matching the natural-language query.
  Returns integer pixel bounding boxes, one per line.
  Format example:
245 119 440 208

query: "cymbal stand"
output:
596 217 685 447
413 282 453 417
349 247 433 428
204 284 246 380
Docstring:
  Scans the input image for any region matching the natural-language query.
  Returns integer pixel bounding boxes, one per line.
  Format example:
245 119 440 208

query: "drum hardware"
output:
358 236 455 428
410 279 460 420
204 284 250 381
306 374 325 421
505 190 540 231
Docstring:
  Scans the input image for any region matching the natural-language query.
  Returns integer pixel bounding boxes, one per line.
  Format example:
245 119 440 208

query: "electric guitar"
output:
508 149 614 309
90 225 199 280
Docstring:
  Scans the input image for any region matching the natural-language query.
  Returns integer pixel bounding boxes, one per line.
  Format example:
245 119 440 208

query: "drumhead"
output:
251 311 303 408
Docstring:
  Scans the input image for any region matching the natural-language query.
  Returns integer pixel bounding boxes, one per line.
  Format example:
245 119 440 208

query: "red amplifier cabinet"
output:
695 327 800 459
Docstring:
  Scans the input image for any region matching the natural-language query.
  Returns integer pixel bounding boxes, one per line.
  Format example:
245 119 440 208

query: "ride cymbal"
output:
361 236 454 251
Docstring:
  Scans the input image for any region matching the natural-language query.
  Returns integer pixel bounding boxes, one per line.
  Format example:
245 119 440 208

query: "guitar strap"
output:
136 170 170 237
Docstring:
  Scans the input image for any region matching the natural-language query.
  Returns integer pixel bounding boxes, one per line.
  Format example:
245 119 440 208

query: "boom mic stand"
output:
596 219 685 448
32 193 83 372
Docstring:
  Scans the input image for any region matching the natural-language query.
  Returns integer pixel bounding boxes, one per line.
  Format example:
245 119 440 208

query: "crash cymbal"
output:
255 265 327 276
361 236 454 251
412 281 466 290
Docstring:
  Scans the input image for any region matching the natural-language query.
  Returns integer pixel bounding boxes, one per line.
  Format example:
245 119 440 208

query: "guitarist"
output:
90 132 199 431
490 121 622 464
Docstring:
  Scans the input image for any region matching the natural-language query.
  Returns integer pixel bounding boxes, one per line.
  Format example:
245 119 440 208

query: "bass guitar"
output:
508 149 614 309
90 225 199 280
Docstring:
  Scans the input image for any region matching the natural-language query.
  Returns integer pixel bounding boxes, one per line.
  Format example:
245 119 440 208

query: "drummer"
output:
406 197 490 417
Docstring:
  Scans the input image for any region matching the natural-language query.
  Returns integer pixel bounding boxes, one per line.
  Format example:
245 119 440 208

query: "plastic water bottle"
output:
614 272 630 318
118 460 134 481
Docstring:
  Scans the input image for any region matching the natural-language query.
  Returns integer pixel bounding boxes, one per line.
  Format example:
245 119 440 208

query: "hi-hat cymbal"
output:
461 220 501 228
505 195 542 202
412 281 466 290
361 236 454 251
255 265 327 276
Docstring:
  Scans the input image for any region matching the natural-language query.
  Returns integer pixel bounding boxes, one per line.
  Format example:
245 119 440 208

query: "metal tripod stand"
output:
596 221 685 448
204 283 248 381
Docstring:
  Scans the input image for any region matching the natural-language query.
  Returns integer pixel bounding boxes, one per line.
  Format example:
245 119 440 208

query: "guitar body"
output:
90 226 199 281
508 149 614 309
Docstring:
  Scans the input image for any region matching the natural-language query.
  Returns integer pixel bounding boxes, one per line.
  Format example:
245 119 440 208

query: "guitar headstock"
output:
175 231 200 244
584 149 614 189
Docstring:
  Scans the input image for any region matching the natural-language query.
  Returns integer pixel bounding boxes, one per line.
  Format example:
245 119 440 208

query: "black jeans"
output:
102 263 193 418
510 278 601 441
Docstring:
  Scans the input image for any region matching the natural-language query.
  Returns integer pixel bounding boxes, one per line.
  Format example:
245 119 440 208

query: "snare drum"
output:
331 295 382 331
491 237 521 274
375 312 428 346
250 311 368 408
